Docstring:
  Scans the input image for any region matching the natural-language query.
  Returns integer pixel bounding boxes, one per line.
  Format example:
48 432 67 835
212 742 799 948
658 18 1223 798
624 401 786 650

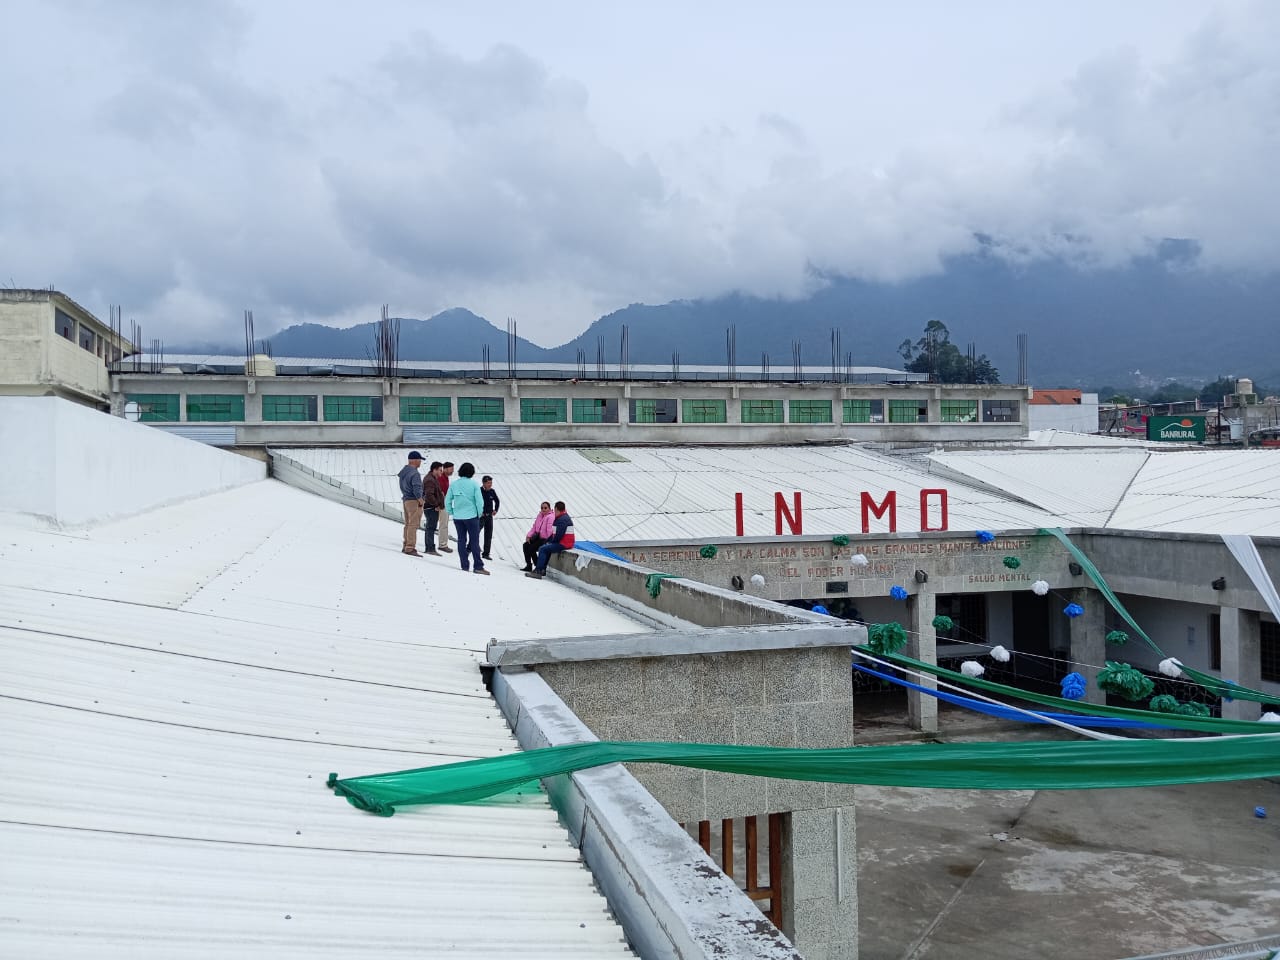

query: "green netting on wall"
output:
329 733 1280 814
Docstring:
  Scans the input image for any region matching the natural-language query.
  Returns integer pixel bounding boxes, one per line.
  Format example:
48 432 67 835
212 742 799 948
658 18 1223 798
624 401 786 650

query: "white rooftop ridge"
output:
0 399 647 958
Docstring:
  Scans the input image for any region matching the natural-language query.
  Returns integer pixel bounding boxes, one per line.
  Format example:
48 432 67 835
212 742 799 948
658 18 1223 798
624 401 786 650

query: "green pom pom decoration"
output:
931 615 954 631
1148 694 1211 717
866 621 908 655
699 544 718 559
831 534 850 546
1097 661 1155 702
1106 629 1129 646
1002 556 1021 569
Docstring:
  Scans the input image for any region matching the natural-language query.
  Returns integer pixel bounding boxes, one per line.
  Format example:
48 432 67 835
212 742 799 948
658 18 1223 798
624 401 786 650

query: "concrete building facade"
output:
109 368 1032 446
0 290 135 409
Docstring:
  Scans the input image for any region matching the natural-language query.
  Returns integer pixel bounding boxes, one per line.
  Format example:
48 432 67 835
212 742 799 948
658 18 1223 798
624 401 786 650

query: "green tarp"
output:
330 733 1280 815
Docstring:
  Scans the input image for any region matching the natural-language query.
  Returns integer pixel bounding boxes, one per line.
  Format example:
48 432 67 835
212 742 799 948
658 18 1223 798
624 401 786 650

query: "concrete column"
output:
906 590 938 734
782 806 858 960
1219 606 1262 721
1068 587 1106 705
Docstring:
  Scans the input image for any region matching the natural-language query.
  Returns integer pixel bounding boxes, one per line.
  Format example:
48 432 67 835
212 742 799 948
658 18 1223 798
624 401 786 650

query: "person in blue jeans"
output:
444 462 489 575
528 501 574 579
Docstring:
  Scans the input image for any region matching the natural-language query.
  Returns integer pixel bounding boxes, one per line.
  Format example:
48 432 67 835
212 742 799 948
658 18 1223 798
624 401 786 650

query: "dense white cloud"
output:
0 0 1276 346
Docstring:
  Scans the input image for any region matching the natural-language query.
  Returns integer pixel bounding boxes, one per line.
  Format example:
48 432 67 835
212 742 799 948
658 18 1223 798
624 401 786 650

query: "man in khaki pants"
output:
436 461 455 552
397 451 425 556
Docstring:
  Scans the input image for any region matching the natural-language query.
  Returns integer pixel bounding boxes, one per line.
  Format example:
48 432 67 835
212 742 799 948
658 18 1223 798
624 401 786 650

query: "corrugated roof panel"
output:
1 478 641 957
282 444 1061 548
926 450 1150 526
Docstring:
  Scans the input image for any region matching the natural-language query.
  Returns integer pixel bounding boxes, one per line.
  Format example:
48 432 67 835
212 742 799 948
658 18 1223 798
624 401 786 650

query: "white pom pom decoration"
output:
850 554 869 567
750 574 766 587
990 645 1011 663
1260 712 1280 723
1031 580 1049 596
1158 658 1183 678
960 660 986 678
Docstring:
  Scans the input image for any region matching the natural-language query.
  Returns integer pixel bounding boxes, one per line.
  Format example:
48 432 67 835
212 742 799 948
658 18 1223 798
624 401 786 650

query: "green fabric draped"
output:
645 572 679 597
329 733 1280 814
1041 528 1280 706
871 648 1274 735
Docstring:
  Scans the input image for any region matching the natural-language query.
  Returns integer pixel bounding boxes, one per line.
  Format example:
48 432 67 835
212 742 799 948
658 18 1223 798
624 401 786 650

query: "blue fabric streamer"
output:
573 539 627 562
852 663 1161 729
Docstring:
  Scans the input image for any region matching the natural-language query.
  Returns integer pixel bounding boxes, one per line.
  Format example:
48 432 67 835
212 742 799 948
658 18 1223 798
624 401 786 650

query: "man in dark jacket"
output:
421 461 445 555
397 451 425 556
528 501 574 578
479 475 500 560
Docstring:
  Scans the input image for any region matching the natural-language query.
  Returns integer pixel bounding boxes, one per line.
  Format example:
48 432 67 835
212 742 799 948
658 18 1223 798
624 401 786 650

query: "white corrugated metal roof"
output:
930 447 1280 535
283 445 1062 553
0 478 642 958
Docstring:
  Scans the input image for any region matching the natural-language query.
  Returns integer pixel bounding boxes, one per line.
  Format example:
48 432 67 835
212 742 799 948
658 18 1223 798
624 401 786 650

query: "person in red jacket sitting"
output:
527 501 574 579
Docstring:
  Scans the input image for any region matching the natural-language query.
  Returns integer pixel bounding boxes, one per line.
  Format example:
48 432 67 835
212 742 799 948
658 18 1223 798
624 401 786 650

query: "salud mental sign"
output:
1147 415 1205 442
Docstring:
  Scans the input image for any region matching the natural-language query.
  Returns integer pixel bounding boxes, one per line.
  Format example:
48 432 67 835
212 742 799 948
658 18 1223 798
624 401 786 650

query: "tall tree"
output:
898 320 1000 384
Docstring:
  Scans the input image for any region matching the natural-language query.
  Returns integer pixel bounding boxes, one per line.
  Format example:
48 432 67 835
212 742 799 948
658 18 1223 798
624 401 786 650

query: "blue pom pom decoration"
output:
889 585 909 600
812 604 830 615
1255 806 1268 819
1063 602 1085 618
1060 672 1087 700
975 530 995 543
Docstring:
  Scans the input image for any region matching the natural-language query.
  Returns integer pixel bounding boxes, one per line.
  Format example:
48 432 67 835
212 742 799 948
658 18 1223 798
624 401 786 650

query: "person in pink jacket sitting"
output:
521 501 555 572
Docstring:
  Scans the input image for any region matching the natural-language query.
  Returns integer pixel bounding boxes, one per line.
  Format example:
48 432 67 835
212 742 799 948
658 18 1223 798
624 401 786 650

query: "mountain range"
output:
173 244 1280 386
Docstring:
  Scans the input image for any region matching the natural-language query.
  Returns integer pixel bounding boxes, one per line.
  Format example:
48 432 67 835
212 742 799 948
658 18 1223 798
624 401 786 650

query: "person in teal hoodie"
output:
444 462 488 575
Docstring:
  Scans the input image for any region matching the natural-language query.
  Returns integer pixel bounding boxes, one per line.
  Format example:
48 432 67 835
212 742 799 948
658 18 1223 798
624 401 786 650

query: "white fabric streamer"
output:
1261 712 1280 723
574 553 592 571
1222 534 1280 624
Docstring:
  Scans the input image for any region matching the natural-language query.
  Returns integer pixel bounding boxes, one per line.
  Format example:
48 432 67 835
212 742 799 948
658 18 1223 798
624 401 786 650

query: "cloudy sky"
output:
2 0 1276 346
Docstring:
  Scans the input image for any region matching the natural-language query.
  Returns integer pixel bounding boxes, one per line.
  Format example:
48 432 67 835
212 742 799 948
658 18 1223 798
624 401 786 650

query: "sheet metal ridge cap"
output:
604 528 1052 549
487 621 862 666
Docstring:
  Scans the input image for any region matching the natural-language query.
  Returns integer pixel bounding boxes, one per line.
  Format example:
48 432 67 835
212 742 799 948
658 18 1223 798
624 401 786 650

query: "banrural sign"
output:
1147 415 1205 443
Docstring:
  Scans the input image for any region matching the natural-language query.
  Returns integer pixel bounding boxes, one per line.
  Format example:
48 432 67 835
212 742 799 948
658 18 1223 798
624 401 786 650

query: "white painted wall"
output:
0 397 265 528
1028 394 1100 434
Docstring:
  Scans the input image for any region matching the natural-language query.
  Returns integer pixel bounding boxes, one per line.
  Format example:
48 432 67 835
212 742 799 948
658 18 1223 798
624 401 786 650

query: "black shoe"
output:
481 554 491 560
520 565 533 572
422 549 440 556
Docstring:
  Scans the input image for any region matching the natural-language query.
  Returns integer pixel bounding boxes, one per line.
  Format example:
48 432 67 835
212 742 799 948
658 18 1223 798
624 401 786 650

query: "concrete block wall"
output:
533 644 856 824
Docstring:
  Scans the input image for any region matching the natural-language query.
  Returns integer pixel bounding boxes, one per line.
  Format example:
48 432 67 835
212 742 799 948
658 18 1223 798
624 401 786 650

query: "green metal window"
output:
681 399 727 424
323 396 382 422
125 393 179 423
520 398 568 423
741 399 784 424
399 397 451 422
186 394 245 422
982 399 1019 423
458 397 505 422
790 399 832 424
940 399 978 423
630 399 678 424
889 399 927 423
262 395 318 422
842 399 885 423
572 398 618 423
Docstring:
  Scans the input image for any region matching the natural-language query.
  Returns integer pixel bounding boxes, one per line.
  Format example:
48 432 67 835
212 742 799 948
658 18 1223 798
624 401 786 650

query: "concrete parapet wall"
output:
546 549 838 628
0 397 265 528
269 449 402 523
493 667 801 960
